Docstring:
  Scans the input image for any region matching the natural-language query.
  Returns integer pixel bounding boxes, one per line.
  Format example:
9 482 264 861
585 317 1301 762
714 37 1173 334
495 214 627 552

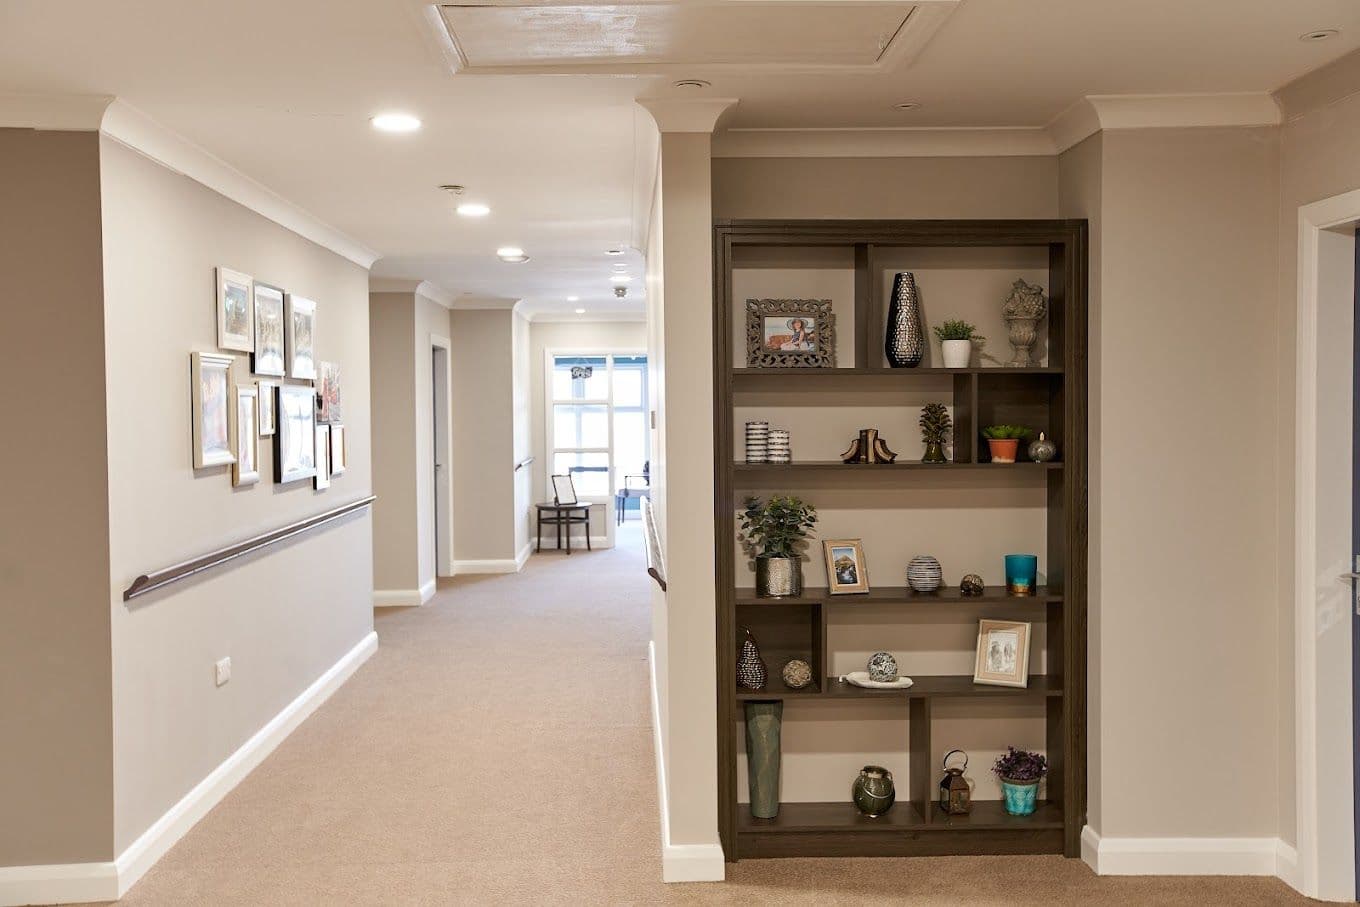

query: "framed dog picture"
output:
973 619 1031 688
823 539 868 594
745 299 835 369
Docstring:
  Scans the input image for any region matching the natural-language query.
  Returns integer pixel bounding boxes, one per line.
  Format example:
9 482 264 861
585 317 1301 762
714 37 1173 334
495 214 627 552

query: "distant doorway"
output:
432 340 453 577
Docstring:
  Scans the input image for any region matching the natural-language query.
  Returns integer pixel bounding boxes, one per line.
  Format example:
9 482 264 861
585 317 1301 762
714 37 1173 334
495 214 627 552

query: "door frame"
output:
431 334 454 577
1294 188 1360 901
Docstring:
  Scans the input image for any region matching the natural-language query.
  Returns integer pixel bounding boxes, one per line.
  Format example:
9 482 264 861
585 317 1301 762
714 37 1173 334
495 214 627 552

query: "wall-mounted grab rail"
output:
514 456 535 472
122 495 376 601
641 495 666 592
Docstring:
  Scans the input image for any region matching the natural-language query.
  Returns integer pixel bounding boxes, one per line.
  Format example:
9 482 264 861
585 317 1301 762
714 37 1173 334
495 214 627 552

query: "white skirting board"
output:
1082 826 1301 887
0 631 378 907
649 641 725 883
454 543 535 575
372 580 436 608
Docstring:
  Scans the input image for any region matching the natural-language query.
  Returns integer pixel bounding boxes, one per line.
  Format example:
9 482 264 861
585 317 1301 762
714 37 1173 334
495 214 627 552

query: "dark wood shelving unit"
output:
714 218 1087 862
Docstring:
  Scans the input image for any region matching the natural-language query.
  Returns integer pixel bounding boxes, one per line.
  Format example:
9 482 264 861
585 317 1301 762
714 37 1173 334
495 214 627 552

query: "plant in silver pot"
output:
740 495 818 598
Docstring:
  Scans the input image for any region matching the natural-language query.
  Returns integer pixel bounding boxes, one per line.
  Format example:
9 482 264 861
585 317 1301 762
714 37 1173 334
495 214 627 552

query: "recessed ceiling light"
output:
1300 28 1340 41
496 246 528 262
566 295 580 302
575 308 586 314
610 274 632 283
673 79 711 89
371 112 422 133
894 102 920 111
612 263 628 272
605 248 625 256
456 202 491 217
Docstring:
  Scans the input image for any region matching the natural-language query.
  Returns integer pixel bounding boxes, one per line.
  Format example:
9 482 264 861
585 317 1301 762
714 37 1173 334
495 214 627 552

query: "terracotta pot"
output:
987 438 1019 463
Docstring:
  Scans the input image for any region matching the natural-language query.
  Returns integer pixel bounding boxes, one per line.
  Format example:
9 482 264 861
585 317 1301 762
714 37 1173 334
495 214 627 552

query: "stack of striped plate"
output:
745 421 769 463
767 429 792 464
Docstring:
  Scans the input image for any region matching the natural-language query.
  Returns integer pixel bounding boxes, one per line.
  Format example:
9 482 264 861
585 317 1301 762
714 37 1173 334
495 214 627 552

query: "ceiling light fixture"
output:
575 308 586 314
457 202 491 217
612 263 628 272
371 112 422 133
673 79 712 89
496 246 529 262
566 295 580 302
894 102 920 111
605 248 625 256
610 274 632 283
1300 28 1340 41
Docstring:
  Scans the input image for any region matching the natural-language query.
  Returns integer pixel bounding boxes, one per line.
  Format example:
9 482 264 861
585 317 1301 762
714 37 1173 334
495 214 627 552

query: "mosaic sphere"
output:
781 659 814 690
959 574 985 597
867 651 898 683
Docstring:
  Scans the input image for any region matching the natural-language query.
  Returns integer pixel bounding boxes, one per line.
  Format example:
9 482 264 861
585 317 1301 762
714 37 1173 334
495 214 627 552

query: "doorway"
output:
432 339 453 577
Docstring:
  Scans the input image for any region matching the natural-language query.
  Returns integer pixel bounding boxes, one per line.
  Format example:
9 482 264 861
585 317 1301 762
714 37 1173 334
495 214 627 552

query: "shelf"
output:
736 585 1060 607
732 367 1062 379
737 800 1062 834
736 674 1061 701
734 460 1062 471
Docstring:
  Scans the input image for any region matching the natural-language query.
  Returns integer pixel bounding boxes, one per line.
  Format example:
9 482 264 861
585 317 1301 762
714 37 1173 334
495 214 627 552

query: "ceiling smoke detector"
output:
1300 28 1340 41
673 79 712 89
614 287 628 298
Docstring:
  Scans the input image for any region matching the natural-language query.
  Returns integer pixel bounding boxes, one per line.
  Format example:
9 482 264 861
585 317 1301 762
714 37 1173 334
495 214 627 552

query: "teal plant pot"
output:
1000 778 1039 816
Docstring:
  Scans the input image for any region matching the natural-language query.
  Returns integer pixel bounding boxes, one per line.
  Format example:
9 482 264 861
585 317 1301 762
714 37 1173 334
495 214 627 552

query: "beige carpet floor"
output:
104 524 1309 905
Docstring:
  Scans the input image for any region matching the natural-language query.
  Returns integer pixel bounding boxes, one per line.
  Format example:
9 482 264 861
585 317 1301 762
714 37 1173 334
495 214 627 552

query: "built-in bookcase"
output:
713 219 1087 861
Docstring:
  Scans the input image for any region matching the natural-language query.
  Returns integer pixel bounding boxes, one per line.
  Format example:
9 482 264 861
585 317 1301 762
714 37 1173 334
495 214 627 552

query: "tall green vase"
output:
744 701 783 819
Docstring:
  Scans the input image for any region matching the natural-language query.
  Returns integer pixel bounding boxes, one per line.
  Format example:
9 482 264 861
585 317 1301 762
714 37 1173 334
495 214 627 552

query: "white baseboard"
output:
452 557 521 574
515 541 532 570
1275 840 1300 891
0 631 378 907
1081 825 1293 877
372 580 435 608
649 640 725 883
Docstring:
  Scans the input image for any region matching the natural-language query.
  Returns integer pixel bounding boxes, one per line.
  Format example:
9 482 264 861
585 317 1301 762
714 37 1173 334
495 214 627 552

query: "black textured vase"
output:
737 627 768 690
885 271 925 368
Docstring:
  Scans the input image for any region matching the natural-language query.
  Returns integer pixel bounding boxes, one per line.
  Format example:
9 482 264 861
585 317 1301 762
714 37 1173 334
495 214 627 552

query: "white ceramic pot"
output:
941 339 972 368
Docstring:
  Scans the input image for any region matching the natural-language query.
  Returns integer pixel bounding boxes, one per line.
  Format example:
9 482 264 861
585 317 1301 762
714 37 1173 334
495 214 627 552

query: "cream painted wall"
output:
369 292 420 592
99 137 375 853
0 128 115 866
528 319 649 540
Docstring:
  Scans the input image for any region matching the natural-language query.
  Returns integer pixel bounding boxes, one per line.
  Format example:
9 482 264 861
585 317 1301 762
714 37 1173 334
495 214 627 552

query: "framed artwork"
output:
191 352 236 469
317 360 341 423
216 267 254 353
274 383 316 483
823 539 869 594
256 380 277 437
745 299 835 369
286 294 317 380
251 283 286 376
329 423 347 476
973 619 1032 688
313 423 331 491
231 384 260 487
551 473 578 505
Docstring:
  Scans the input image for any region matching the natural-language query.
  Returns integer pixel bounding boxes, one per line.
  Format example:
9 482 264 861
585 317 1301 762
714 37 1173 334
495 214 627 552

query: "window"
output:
548 353 649 499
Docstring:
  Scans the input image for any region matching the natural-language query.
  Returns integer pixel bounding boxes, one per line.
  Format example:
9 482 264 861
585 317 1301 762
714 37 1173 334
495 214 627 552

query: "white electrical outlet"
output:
215 657 231 687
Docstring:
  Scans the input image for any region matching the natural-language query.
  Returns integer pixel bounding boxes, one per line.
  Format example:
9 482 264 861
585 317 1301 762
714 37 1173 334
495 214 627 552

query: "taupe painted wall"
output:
100 137 374 853
414 294 452 584
0 129 115 865
369 292 420 592
512 312 532 555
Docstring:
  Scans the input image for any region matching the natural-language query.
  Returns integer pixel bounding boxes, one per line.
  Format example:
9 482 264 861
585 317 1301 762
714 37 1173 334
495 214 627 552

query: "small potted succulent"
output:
933 320 985 369
919 403 951 464
982 425 1031 464
993 747 1048 816
739 495 818 598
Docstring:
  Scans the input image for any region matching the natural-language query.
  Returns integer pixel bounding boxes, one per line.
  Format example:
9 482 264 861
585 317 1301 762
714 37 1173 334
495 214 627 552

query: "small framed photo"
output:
251 283 286 376
286 294 317 380
551 474 578 505
231 384 260 487
274 383 317 483
216 267 254 353
257 380 277 437
745 299 835 369
313 423 331 490
329 423 347 476
317 360 341 423
973 619 1032 688
191 352 236 469
823 539 869 594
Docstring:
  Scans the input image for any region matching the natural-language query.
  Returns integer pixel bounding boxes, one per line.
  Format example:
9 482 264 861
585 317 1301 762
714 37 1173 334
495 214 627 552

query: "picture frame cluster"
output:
191 266 346 492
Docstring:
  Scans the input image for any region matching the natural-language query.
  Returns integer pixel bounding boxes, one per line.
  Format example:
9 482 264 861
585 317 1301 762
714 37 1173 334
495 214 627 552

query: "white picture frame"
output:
329 423 347 476
216 267 254 353
317 360 341 423
231 384 260 487
251 283 286 376
551 473 577 505
191 352 236 469
256 380 277 437
313 423 331 491
973 619 1032 688
286 295 317 380
274 383 316 483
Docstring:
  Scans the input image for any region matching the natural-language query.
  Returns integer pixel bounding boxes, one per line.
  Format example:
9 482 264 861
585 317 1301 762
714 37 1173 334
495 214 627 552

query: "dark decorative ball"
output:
867 651 898 683
959 574 985 597
782 659 813 690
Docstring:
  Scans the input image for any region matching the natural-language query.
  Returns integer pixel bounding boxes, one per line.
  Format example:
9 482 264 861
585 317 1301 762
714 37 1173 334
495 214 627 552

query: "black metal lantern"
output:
938 749 972 816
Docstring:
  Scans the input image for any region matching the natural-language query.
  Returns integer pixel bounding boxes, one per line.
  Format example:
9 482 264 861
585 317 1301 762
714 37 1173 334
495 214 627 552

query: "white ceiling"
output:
2 0 1357 318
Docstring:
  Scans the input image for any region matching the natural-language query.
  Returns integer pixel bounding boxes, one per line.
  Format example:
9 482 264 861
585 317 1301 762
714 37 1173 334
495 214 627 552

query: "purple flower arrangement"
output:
993 747 1049 783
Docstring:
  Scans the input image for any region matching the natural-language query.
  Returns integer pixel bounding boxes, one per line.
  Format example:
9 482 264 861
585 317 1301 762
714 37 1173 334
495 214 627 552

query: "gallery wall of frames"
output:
191 267 348 491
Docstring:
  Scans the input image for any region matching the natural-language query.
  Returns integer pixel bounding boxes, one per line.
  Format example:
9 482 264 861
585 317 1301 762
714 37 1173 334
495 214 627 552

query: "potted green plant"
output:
932 320 984 368
739 495 818 597
919 403 951 464
992 747 1048 816
982 425 1032 463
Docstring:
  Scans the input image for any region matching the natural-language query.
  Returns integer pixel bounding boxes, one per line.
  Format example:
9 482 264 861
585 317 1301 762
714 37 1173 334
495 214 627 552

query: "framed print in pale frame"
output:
317 360 341 423
973 619 1031 688
313 423 331 491
274 383 316 483
822 539 869 594
256 380 277 437
551 473 577 505
231 384 260 487
251 283 286 376
191 352 236 469
329 423 347 476
216 267 254 353
286 294 317 380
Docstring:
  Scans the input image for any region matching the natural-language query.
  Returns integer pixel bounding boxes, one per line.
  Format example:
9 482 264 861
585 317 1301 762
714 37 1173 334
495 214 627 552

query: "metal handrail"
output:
641 495 666 591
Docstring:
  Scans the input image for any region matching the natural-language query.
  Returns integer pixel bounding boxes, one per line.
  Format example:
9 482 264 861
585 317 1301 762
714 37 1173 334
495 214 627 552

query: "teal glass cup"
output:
1004 554 1038 596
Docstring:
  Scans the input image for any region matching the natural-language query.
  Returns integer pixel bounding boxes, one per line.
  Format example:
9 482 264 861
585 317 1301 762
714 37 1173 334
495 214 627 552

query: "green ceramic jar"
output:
852 765 896 817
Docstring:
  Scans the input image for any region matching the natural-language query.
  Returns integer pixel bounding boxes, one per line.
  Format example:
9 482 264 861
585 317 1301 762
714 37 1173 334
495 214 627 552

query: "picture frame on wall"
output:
313 423 331 491
745 298 835 369
274 383 316 483
256 380 277 437
317 360 341 423
973 619 1031 688
251 283 286 376
191 352 237 469
286 294 317 380
231 384 260 487
216 267 255 353
823 539 869 594
329 423 347 476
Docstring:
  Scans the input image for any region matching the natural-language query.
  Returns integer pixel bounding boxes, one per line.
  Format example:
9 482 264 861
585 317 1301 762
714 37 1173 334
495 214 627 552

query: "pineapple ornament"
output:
919 403 951 464
737 627 768 690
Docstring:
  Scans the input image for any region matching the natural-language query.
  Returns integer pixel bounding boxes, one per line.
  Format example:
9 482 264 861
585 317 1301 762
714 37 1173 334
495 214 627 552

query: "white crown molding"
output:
631 105 661 256
368 278 456 308
0 92 114 129
1275 47 1360 122
713 126 1057 158
1047 92 1281 153
450 296 521 311
638 98 740 134
98 100 380 269
1046 98 1104 155
525 310 647 324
